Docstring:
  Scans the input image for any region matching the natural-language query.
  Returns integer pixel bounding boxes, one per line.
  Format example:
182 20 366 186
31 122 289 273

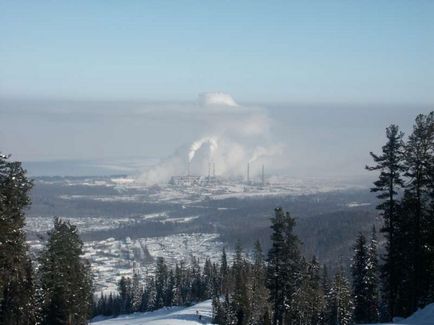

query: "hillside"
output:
91 300 213 325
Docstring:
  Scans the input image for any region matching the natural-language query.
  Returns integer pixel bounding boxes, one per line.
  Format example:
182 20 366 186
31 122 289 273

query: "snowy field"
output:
90 301 434 325
91 300 213 325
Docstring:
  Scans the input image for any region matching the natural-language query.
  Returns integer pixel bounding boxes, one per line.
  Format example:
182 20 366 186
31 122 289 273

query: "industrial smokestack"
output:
262 164 265 186
247 163 250 184
208 162 211 182
188 161 191 176
213 162 216 177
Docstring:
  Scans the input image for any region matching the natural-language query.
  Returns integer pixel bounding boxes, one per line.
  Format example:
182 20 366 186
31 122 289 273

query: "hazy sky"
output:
1 1 433 103
0 2 433 178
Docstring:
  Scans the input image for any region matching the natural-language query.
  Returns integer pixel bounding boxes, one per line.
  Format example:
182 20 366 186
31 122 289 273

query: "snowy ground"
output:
364 303 434 325
91 300 213 325
91 301 434 325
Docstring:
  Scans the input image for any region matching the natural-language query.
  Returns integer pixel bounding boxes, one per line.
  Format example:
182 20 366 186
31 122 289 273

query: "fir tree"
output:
402 112 434 311
351 233 369 323
249 241 269 325
220 247 229 296
38 218 93 325
325 269 354 325
131 270 143 312
0 154 35 325
117 276 132 314
266 208 302 325
366 226 380 322
231 241 249 325
154 257 168 309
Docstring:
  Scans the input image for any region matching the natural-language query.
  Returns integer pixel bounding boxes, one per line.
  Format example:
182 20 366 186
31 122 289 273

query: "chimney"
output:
261 164 265 185
188 161 191 176
247 163 250 184
213 162 216 177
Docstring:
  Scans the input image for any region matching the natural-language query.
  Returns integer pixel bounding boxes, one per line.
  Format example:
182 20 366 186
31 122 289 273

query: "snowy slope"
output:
91 300 213 325
363 303 434 325
396 303 434 325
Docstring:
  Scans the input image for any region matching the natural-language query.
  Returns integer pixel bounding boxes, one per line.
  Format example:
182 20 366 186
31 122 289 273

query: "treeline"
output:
94 255 216 317
94 208 379 325
366 111 434 318
0 154 93 324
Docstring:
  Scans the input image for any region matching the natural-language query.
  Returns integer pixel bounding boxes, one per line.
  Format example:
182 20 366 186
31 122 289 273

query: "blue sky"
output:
1 0 433 104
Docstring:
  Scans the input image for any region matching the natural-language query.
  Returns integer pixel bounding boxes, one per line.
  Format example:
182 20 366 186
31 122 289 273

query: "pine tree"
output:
366 124 405 318
351 233 369 323
248 241 270 325
402 112 434 312
0 154 35 325
325 269 354 325
38 218 93 324
131 270 143 312
117 276 132 314
220 247 229 296
231 241 249 325
366 226 380 322
266 208 302 325
154 257 168 309
164 269 175 307
319 265 330 325
142 276 155 311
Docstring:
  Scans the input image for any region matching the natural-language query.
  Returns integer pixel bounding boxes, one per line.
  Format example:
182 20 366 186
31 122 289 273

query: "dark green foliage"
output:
249 241 270 325
367 111 434 319
266 208 302 325
351 230 379 323
325 269 354 325
38 218 93 325
366 124 405 319
0 154 35 325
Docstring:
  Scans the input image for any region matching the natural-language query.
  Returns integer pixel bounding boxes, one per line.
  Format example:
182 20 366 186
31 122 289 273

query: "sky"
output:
0 1 433 179
1 0 433 103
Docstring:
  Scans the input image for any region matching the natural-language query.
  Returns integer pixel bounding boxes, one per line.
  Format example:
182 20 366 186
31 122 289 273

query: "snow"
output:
363 303 434 325
396 303 434 325
91 300 214 325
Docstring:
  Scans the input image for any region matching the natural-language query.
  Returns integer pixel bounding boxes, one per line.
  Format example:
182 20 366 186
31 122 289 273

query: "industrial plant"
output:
169 161 267 187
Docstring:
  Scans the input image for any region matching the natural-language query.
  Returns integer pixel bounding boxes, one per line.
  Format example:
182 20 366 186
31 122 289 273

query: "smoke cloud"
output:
136 92 284 184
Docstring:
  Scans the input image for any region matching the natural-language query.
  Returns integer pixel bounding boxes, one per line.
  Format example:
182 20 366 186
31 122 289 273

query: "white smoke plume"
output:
188 137 218 162
136 92 284 184
198 92 239 107
248 145 284 164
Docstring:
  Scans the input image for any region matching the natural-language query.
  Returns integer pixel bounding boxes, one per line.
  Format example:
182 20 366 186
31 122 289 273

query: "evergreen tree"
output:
350 229 380 323
366 124 405 318
366 226 380 322
231 241 249 325
117 276 132 314
402 112 434 311
291 257 323 325
131 270 143 312
38 218 93 325
154 257 168 309
325 269 354 325
351 233 369 323
220 247 229 296
0 154 35 325
266 208 302 325
142 276 156 311
249 241 269 325
164 269 175 307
